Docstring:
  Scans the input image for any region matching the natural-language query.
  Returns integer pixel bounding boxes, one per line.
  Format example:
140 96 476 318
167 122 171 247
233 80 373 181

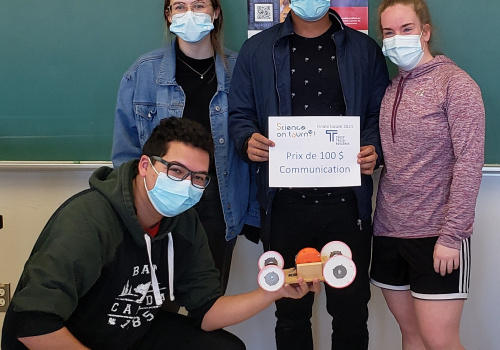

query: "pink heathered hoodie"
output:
373 55 485 250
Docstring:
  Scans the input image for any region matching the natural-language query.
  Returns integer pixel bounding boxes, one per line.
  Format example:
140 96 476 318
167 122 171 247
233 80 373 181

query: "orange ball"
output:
295 247 321 264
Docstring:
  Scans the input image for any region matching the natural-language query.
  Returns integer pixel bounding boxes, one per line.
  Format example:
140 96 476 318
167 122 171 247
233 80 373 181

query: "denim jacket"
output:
112 40 260 240
228 10 389 245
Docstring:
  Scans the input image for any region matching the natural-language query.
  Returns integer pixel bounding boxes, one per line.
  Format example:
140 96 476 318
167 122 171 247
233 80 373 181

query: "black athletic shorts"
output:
370 235 470 300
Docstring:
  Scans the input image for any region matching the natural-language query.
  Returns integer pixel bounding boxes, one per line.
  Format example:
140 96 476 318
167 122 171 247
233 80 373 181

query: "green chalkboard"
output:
1 0 499 164
425 0 499 166
0 0 165 161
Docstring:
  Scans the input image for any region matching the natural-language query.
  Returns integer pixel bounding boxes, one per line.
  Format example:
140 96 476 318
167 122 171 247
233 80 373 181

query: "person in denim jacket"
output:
112 0 259 294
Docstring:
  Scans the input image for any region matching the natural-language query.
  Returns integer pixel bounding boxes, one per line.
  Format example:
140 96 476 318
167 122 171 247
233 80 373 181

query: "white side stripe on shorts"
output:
459 238 471 294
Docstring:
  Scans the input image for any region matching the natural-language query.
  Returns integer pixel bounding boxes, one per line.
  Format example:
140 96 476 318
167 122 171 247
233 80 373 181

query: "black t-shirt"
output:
288 22 351 196
175 42 217 133
175 42 217 173
290 22 346 117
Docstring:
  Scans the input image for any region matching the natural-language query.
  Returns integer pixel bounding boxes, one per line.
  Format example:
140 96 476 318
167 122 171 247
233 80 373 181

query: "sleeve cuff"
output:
242 136 251 155
187 297 220 327
436 235 462 250
15 311 65 338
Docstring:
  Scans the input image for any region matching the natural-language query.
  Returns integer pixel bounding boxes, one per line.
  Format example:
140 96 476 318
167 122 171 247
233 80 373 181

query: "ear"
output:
422 23 431 42
138 156 150 177
165 10 172 24
213 7 220 20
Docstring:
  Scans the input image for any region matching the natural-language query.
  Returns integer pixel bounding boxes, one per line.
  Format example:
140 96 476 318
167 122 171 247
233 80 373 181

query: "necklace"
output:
178 57 215 80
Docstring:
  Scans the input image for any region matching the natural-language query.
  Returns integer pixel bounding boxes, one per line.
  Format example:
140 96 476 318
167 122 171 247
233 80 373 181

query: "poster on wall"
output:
247 0 368 37
331 0 368 34
247 0 281 37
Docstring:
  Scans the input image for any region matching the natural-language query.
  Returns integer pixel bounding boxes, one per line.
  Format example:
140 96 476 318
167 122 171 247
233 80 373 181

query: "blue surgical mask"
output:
169 11 214 43
144 161 204 217
289 0 330 22
382 33 424 71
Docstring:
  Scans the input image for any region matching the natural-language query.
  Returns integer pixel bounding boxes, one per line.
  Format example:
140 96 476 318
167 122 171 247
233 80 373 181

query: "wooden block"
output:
284 262 325 284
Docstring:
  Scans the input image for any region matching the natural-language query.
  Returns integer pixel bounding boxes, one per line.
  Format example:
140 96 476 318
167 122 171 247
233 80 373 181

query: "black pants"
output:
131 311 245 350
269 189 372 350
195 179 236 293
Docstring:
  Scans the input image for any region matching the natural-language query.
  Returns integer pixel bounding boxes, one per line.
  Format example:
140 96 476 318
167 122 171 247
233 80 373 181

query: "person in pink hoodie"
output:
370 0 485 349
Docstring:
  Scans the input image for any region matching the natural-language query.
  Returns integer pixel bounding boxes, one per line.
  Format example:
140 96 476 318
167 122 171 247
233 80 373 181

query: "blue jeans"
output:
269 189 372 350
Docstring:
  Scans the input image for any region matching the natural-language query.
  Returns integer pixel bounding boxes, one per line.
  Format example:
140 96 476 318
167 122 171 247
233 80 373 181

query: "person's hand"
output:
357 145 378 175
275 277 321 300
246 133 275 162
433 243 460 276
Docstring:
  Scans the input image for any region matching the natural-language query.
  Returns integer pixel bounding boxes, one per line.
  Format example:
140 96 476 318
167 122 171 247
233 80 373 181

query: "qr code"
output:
255 3 273 22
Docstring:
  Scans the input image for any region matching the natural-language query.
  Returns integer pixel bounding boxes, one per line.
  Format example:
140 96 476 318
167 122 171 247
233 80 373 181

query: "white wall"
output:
1 166 499 349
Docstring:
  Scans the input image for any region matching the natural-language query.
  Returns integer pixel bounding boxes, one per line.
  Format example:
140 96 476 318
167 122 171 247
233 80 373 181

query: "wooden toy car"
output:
257 241 356 292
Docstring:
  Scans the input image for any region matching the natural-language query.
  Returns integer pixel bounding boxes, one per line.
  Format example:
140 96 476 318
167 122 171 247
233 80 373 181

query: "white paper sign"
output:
268 116 360 188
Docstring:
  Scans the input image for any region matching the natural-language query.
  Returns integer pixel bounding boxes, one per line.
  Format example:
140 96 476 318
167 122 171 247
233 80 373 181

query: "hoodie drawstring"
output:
144 232 175 305
167 232 175 302
391 73 411 142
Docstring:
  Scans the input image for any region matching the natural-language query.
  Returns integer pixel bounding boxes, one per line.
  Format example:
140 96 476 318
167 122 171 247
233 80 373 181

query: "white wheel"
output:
258 265 285 292
258 250 285 270
322 255 356 288
320 241 352 260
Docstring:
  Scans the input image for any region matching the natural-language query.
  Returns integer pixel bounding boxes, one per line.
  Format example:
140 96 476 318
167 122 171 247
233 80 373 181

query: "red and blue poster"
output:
248 0 368 37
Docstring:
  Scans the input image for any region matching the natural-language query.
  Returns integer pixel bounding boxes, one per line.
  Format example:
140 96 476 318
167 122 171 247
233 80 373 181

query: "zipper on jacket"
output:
357 219 363 231
272 41 282 116
271 31 295 116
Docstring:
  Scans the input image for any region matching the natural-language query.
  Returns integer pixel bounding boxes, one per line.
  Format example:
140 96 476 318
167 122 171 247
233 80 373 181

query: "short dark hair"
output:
142 117 214 161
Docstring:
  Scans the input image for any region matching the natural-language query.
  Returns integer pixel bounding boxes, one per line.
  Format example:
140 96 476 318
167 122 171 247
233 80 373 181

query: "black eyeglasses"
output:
151 156 210 189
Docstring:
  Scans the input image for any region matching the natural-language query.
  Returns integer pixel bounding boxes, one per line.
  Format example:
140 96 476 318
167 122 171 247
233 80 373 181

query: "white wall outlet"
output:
0 283 11 311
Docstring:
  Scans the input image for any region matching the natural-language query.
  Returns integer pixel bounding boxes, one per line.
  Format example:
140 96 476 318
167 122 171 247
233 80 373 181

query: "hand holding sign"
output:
246 133 275 162
358 145 378 175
